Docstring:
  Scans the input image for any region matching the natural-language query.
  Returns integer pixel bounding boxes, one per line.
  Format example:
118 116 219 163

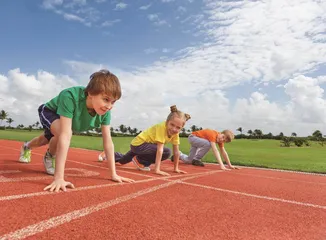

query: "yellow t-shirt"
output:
131 121 180 146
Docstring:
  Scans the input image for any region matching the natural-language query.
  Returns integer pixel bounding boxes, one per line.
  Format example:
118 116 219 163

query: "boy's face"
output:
89 93 116 115
166 117 184 137
216 134 226 143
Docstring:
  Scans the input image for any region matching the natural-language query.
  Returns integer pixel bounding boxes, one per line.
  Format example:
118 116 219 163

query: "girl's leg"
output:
114 150 135 164
131 143 160 166
161 147 171 161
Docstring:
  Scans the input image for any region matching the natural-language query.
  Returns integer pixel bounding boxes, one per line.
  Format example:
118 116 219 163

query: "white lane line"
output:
0 168 100 183
204 162 326 176
0 181 178 240
0 171 219 201
0 178 159 201
181 181 326 210
0 170 20 174
0 145 154 179
227 172 326 185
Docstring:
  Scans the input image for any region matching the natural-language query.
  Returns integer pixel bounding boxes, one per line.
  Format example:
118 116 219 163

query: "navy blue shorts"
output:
38 104 60 141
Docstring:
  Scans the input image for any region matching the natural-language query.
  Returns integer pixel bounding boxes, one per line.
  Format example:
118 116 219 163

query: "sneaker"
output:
43 150 55 175
132 156 150 172
98 151 106 162
170 155 174 162
192 159 205 167
19 143 31 163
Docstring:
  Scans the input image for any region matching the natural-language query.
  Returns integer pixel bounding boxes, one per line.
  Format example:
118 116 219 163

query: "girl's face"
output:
88 93 116 115
216 134 226 143
166 117 184 137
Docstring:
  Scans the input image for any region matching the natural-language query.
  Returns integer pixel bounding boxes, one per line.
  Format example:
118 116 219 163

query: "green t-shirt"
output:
45 86 111 132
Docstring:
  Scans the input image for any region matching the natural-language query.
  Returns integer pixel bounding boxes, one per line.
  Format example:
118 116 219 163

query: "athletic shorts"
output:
38 104 60 141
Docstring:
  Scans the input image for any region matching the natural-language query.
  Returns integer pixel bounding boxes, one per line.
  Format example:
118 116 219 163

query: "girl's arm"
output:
173 144 186 174
44 116 75 192
102 125 134 183
154 143 170 176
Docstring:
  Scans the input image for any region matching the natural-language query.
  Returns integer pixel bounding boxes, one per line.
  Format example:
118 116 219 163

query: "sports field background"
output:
0 129 325 173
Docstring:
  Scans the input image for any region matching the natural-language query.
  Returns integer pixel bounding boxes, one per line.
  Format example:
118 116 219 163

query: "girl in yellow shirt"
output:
99 105 190 176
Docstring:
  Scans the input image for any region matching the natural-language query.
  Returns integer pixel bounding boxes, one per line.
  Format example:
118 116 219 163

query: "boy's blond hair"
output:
85 69 121 100
221 130 234 143
166 105 191 125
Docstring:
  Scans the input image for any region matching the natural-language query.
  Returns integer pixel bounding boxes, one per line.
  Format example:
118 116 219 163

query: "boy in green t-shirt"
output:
19 70 134 192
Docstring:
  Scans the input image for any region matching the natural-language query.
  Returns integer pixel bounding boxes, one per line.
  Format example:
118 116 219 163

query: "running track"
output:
0 139 325 240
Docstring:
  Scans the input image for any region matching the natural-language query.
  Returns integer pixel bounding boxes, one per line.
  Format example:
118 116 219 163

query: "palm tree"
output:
247 129 253 137
6 118 14 127
236 127 243 134
191 125 198 132
119 124 127 134
0 110 8 126
291 132 297 137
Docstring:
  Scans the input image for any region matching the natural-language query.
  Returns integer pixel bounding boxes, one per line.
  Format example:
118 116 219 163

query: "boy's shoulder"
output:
58 86 86 99
60 86 85 94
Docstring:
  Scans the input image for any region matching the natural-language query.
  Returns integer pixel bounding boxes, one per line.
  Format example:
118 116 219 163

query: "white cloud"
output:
0 75 9 93
42 0 99 27
284 75 326 123
114 3 127 10
101 19 121 27
144 48 158 54
162 48 170 53
42 0 63 9
0 69 77 126
139 4 151 10
177 6 187 13
147 13 168 26
63 13 85 22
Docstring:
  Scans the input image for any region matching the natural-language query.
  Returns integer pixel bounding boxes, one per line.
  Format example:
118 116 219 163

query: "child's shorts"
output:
38 104 60 141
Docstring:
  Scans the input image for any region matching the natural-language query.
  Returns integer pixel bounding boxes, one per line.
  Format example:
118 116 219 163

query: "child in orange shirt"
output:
174 129 238 170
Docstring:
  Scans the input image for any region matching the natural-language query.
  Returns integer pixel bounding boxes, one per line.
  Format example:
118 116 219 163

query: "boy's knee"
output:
39 135 49 145
203 141 211 148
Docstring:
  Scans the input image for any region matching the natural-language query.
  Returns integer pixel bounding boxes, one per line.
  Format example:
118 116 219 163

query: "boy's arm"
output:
220 147 239 169
173 144 186 174
44 116 75 192
102 125 134 183
210 142 228 170
154 143 170 176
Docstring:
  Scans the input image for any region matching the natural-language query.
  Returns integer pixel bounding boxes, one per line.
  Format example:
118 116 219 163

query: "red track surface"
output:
0 139 325 240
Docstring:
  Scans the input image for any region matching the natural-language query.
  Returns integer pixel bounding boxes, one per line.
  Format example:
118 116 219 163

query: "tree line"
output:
1 109 325 146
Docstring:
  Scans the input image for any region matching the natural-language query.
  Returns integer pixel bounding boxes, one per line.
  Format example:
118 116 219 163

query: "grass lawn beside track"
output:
1 129 325 174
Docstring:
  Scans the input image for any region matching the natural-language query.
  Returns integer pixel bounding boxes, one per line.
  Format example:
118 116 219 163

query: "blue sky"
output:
1 0 326 136
0 0 202 72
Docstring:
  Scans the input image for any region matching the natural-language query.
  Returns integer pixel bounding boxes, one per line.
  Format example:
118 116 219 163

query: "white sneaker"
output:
19 143 31 163
132 156 151 172
43 150 55 175
98 152 106 162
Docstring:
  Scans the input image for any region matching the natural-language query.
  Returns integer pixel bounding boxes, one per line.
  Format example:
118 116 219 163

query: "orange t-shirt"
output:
192 129 224 147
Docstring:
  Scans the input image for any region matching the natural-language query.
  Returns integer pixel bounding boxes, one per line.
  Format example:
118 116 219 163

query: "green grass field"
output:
1 129 325 174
